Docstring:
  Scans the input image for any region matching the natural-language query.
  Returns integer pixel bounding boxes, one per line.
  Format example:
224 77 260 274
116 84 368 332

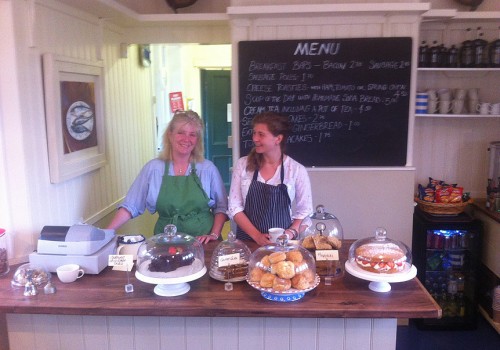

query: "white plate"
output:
345 260 417 292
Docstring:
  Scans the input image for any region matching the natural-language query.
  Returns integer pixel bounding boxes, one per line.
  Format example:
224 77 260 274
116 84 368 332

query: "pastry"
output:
260 272 276 288
249 267 264 282
273 277 292 291
286 250 303 263
354 242 406 273
302 236 315 249
268 251 286 264
260 255 271 268
275 260 295 279
291 274 310 290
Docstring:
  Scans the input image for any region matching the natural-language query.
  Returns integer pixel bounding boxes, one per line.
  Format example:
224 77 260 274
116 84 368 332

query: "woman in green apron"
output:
107 110 228 244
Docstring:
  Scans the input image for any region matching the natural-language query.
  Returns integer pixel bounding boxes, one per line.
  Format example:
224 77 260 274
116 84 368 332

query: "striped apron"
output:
236 161 292 241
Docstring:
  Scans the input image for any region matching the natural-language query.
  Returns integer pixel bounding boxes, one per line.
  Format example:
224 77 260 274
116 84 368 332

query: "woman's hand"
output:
197 233 219 245
254 233 271 246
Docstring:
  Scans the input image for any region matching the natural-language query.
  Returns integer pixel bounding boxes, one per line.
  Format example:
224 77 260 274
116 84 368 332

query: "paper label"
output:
218 253 241 267
109 254 134 271
315 250 339 261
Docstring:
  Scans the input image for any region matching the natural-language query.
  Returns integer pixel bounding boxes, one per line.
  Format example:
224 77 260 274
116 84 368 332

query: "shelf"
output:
418 68 500 72
422 10 500 22
416 114 500 118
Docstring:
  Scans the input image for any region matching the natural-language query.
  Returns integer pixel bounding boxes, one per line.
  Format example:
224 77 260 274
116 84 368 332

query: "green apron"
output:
153 162 214 236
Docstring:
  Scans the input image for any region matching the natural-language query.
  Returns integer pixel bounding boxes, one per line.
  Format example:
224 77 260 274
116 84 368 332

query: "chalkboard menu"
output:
238 37 412 167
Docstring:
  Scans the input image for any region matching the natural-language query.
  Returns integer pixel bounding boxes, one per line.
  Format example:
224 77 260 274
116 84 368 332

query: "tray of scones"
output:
246 236 319 300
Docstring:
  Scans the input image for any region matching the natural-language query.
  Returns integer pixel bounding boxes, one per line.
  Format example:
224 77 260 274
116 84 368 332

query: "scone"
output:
291 274 310 290
273 277 292 291
249 267 264 282
259 272 276 288
276 260 295 279
268 251 286 264
286 250 303 263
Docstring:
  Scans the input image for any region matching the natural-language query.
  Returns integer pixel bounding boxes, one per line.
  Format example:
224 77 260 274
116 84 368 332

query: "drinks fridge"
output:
412 208 482 330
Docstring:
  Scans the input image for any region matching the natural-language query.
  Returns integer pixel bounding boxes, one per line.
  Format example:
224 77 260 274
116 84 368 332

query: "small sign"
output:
218 253 241 267
315 250 339 261
169 91 184 112
109 254 134 271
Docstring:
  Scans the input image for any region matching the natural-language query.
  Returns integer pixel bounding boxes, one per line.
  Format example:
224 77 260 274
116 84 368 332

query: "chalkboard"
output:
238 37 412 167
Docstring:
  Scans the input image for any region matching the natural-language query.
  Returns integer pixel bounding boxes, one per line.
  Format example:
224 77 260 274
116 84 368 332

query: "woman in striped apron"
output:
228 112 313 246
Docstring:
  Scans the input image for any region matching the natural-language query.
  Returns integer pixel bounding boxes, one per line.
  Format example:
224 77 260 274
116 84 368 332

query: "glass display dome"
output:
301 205 344 280
209 231 251 282
246 235 319 302
135 224 206 296
345 227 416 293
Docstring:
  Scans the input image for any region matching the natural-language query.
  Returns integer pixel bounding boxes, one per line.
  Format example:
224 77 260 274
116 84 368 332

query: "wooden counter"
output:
0 240 441 350
0 241 440 319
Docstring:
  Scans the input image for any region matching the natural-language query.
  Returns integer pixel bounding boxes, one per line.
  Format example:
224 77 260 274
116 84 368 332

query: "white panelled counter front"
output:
0 241 440 350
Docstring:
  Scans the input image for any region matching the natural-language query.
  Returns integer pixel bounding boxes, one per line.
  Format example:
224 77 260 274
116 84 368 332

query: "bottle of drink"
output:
418 41 430 67
0 228 9 276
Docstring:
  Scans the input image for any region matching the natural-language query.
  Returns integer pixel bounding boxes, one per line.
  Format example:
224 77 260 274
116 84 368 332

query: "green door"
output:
201 69 232 192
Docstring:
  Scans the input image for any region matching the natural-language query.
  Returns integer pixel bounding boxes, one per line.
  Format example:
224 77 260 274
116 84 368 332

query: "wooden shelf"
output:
415 114 500 118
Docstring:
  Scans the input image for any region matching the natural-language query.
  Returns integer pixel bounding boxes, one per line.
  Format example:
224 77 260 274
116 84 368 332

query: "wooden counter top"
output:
471 198 500 224
0 240 441 319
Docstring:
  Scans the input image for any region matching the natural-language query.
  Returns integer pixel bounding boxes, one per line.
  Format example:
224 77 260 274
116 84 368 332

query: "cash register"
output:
29 224 116 274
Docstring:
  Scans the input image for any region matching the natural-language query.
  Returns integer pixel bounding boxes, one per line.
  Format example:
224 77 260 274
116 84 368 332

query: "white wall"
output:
0 0 155 263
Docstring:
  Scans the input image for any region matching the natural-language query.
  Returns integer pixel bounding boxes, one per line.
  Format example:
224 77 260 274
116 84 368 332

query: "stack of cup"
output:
437 88 452 114
452 88 465 114
468 88 479 114
415 92 428 114
493 285 500 323
427 89 438 114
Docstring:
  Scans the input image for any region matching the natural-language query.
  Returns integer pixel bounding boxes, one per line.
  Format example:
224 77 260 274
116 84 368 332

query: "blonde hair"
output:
159 110 205 162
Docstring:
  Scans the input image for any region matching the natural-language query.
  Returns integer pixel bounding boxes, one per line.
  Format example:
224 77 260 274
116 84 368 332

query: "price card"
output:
109 254 134 271
218 253 241 267
315 250 339 261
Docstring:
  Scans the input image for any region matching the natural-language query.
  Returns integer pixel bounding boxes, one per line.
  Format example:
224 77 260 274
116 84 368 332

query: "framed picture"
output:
42 53 106 183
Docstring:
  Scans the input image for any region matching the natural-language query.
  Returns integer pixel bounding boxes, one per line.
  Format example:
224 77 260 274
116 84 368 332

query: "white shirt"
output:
228 155 313 220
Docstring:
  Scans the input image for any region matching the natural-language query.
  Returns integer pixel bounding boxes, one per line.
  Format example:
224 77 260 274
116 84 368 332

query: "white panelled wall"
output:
1 0 155 264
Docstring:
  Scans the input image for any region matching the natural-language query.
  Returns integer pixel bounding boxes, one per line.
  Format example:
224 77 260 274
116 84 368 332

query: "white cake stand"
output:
135 259 207 296
344 260 417 293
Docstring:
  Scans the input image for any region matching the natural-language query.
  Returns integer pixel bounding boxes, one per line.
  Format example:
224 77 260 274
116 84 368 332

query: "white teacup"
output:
427 89 438 101
437 88 451 101
467 99 478 114
454 89 466 100
56 264 85 283
477 102 491 115
438 100 452 114
452 99 464 114
468 88 479 100
117 234 145 260
427 99 438 114
268 228 285 243
490 103 500 115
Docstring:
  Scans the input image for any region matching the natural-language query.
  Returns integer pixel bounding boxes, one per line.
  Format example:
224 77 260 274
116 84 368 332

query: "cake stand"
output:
344 260 417 293
135 259 207 296
247 274 320 302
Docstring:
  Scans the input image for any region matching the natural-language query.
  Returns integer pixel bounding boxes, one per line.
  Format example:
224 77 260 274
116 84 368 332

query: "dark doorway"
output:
201 69 232 192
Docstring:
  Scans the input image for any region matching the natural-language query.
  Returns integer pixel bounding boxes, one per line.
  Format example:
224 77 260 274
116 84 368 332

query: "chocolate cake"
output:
148 245 195 273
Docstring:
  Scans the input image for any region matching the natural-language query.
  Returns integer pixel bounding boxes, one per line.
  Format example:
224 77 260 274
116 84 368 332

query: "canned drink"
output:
460 233 468 248
451 234 458 249
444 235 452 250
434 233 444 249
426 231 433 248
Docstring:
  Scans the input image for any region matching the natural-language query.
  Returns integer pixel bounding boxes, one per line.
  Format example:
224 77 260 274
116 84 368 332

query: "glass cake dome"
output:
348 227 412 275
345 227 416 293
300 205 344 280
135 224 206 296
246 235 319 302
209 231 251 282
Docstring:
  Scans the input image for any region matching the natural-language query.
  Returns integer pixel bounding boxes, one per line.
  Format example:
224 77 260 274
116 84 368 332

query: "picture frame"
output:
42 53 106 183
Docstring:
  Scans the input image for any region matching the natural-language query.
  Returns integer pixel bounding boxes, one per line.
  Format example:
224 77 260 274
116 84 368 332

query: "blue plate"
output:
261 291 305 302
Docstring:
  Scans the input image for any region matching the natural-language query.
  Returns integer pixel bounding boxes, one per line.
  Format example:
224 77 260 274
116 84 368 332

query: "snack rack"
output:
411 207 483 330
